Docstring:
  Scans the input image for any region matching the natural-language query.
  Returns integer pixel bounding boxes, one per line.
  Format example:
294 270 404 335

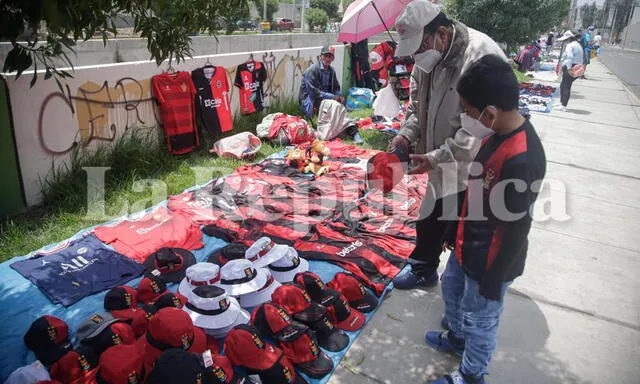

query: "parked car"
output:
272 18 294 32
236 20 256 31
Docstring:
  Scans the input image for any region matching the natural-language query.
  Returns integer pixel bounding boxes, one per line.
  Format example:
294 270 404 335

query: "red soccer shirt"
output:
234 61 268 115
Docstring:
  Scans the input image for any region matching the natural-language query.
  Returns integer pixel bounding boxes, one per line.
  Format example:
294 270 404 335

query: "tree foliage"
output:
580 2 603 29
306 8 329 32
310 0 340 20
222 1 251 34
251 0 280 21
1 0 249 86
445 0 571 50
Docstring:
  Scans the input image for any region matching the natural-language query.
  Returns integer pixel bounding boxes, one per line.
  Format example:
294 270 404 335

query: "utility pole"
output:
301 0 306 33
263 0 267 21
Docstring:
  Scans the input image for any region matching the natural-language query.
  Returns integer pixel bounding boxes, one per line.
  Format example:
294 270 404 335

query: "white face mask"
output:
413 35 442 73
460 108 495 139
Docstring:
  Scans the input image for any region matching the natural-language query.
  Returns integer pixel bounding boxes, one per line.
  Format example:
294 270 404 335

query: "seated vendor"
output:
298 46 344 118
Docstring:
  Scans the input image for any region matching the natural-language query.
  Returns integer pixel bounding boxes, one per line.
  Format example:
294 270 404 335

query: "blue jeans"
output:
441 252 511 377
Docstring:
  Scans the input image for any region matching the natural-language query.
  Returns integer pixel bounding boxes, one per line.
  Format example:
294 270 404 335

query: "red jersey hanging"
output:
234 60 267 115
152 72 199 154
192 66 233 135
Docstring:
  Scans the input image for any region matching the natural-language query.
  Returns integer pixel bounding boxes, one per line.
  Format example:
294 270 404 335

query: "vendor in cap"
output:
298 46 344 118
388 0 506 290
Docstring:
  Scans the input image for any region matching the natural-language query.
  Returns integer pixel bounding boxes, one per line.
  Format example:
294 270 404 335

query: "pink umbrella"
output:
338 0 414 43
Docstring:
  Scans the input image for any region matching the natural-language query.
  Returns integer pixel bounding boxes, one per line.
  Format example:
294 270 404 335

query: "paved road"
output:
599 46 640 98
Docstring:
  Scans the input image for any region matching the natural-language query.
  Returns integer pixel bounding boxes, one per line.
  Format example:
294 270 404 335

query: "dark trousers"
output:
411 190 466 275
560 66 577 107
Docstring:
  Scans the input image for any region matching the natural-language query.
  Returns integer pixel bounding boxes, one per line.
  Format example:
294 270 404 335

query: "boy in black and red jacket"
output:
425 55 546 384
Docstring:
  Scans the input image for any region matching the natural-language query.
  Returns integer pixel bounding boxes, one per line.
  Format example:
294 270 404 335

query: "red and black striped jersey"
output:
192 66 233 135
234 60 268 115
152 72 199 154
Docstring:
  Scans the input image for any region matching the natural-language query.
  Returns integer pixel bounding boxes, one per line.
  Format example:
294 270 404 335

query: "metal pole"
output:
301 0 305 33
371 2 395 43
263 0 267 20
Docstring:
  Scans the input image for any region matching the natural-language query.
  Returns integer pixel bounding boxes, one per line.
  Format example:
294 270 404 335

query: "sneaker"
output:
428 371 486 384
424 330 465 357
556 105 566 112
392 269 439 290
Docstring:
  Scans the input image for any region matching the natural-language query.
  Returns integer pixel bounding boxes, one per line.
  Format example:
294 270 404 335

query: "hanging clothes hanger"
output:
166 63 176 74
204 57 213 68
248 52 254 62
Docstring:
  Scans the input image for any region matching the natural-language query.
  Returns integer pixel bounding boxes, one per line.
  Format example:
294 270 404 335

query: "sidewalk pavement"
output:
328 59 640 384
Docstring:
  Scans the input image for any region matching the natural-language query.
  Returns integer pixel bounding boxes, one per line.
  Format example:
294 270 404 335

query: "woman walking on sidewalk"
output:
556 31 584 111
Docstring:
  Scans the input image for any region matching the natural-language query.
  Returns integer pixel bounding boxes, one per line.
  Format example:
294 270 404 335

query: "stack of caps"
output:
327 272 379 313
76 312 136 356
224 324 308 384
104 284 155 337
219 259 276 309
147 348 254 384
23 315 73 367
295 272 366 332
245 237 309 284
271 284 349 352
182 285 250 339
251 303 334 379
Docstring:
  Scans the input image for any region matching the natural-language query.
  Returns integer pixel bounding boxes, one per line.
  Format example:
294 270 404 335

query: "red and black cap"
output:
306 315 349 352
153 291 188 310
251 303 308 342
137 276 168 304
104 286 137 311
23 315 73 366
280 331 333 379
109 307 149 338
49 347 98 384
207 243 249 266
143 248 196 283
271 284 327 323
294 272 340 307
326 295 365 332
146 349 249 384
327 272 378 313
224 325 306 384
96 344 144 384
366 144 409 194
81 321 137 357
139 307 208 372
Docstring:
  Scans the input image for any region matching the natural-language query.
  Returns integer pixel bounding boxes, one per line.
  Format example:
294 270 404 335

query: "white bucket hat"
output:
245 237 289 268
182 285 244 329
238 270 282 308
203 309 250 339
219 259 269 296
268 248 309 283
177 263 221 297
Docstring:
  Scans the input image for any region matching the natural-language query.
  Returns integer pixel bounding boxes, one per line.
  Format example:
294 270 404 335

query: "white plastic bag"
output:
211 132 262 159
373 85 400 118
316 99 351 141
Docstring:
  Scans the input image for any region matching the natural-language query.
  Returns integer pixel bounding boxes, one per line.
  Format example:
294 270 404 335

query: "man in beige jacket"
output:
390 0 507 289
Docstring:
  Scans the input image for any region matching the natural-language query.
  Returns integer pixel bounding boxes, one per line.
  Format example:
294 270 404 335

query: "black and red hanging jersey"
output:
234 60 268 115
191 66 233 135
152 72 199 154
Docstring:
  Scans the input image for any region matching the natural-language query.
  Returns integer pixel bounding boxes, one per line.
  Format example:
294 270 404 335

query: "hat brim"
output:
316 328 349 352
251 244 289 268
204 310 251 339
80 316 121 341
295 351 334 379
184 296 244 329
34 343 73 366
292 302 327 323
395 31 423 57
220 268 269 296
143 249 196 283
238 278 282 309
334 307 365 332
177 277 222 298
270 257 310 283
349 292 379 313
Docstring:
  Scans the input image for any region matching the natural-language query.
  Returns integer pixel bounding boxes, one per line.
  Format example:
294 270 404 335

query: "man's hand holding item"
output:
408 153 433 174
388 134 409 152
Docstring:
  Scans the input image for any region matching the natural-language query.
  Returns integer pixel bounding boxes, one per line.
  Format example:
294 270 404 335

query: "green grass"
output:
0 101 391 261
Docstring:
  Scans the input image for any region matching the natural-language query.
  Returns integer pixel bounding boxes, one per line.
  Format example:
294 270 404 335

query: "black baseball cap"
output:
306 315 349 352
23 315 73 366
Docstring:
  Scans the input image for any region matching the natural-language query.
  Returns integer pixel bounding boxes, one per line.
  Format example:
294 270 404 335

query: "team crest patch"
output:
112 333 122 345
483 168 495 189
91 314 104 324
244 268 254 278
302 291 312 303
195 373 203 384
172 296 182 307
217 81 222 89
251 333 265 349
124 292 133 307
219 299 229 310
213 365 227 381
78 354 91 371
324 318 334 330
277 308 291 322
181 334 191 349
150 280 162 293
77 247 88 255
47 325 57 342
128 371 139 384
180 83 188 92
310 340 320 357
291 256 300 267
359 284 366 296
283 366 294 383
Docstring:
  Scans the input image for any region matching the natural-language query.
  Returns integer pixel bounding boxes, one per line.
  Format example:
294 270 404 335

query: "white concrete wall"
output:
3 45 345 206
0 32 396 68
